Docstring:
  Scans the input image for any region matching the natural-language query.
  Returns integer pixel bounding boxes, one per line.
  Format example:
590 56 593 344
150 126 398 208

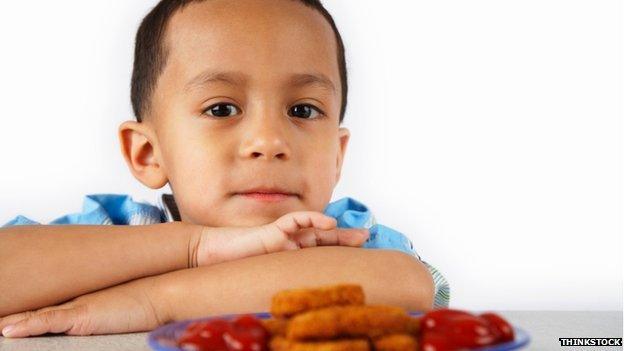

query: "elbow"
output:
406 255 435 311
371 250 435 312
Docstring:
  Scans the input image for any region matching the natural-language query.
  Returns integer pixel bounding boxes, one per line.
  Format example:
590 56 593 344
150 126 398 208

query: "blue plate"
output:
148 312 530 351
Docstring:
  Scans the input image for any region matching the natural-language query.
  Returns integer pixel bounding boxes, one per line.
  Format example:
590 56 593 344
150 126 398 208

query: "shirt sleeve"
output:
422 261 451 308
2 194 164 227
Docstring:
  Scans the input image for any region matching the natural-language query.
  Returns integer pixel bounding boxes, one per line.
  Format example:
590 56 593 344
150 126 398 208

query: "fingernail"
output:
2 325 15 337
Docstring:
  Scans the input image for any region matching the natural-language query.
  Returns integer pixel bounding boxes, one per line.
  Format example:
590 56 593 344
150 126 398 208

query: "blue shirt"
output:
3 193 450 307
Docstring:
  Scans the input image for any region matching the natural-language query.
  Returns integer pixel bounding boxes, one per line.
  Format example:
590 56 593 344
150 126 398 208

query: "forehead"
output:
161 0 340 94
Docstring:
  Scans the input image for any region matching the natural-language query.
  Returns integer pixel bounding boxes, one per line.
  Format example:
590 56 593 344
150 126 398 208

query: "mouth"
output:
233 187 300 203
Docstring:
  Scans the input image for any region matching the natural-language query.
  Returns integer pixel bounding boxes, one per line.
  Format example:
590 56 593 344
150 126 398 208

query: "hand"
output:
0 277 161 338
194 211 369 266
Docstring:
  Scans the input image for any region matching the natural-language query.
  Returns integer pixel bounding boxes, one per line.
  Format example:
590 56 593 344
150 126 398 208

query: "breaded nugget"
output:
287 305 412 340
271 284 365 317
373 334 419 351
406 316 421 335
270 336 370 351
262 318 289 336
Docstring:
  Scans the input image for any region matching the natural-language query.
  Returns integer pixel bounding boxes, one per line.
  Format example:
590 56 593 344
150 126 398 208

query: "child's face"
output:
121 0 349 227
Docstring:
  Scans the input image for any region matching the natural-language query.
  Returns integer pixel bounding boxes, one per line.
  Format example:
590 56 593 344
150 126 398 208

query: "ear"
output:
118 121 168 189
335 127 351 183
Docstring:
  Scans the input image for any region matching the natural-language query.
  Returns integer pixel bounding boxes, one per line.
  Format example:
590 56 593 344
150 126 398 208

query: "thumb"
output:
2 308 80 338
332 228 370 247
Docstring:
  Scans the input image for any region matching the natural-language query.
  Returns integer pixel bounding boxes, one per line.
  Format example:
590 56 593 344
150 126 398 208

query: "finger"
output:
318 228 369 247
2 308 77 338
292 228 370 248
274 211 337 236
256 223 301 253
292 228 321 248
282 240 301 251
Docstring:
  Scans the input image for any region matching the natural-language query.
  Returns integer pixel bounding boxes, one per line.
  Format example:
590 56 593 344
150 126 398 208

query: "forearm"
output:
152 246 435 323
0 221 200 316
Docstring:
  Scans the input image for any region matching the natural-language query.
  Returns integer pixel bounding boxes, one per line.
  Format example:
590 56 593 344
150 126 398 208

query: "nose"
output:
238 113 291 161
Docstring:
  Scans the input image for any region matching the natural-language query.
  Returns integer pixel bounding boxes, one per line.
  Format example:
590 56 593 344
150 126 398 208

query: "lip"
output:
234 187 299 202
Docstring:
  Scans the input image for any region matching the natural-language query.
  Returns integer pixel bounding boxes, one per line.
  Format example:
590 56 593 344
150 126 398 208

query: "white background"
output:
0 0 621 311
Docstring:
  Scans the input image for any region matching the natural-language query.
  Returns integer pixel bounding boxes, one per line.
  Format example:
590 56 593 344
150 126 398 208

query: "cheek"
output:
162 131 233 225
300 138 341 211
164 120 233 181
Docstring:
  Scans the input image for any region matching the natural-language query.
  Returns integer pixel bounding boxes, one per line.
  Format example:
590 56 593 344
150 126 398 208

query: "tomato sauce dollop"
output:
178 314 269 351
421 309 515 351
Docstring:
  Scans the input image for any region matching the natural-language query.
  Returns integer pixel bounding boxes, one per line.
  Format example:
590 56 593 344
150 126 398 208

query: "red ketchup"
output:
421 309 515 351
178 315 269 351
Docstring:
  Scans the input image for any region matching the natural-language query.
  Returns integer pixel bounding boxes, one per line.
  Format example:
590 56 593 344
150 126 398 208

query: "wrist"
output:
196 226 267 267
143 273 176 326
196 226 236 267
181 222 203 269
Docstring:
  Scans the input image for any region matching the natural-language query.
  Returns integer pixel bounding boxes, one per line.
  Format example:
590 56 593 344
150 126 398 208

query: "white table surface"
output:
0 311 621 351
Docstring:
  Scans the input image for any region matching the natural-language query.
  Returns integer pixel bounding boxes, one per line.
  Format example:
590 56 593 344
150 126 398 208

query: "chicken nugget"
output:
373 334 419 351
287 305 412 340
407 316 421 335
271 284 365 317
270 336 370 351
262 318 289 336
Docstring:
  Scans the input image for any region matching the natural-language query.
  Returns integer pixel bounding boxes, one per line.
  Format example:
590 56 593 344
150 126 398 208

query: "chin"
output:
227 214 280 227
224 200 302 227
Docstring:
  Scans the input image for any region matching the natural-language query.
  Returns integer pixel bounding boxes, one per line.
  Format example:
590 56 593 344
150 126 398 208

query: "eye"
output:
288 104 324 119
203 103 240 118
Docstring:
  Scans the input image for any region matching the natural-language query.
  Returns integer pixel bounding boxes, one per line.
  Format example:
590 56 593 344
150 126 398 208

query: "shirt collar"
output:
159 193 181 222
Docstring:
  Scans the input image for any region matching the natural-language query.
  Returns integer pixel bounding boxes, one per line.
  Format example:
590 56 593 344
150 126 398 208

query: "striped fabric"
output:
424 262 451 308
3 193 450 308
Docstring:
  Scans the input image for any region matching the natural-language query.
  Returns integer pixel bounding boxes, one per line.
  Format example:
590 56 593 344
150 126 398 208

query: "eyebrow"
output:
184 70 336 94
185 71 247 91
288 73 336 93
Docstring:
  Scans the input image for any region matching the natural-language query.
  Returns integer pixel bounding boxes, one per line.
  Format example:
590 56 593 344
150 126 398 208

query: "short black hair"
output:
131 0 348 123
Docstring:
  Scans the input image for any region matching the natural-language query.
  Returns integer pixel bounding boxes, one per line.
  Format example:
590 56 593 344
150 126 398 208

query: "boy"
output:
0 0 449 338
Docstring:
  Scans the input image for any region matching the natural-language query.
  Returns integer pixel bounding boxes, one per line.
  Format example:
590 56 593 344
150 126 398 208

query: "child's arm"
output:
0 246 434 337
158 246 435 320
0 212 368 316
0 222 198 316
